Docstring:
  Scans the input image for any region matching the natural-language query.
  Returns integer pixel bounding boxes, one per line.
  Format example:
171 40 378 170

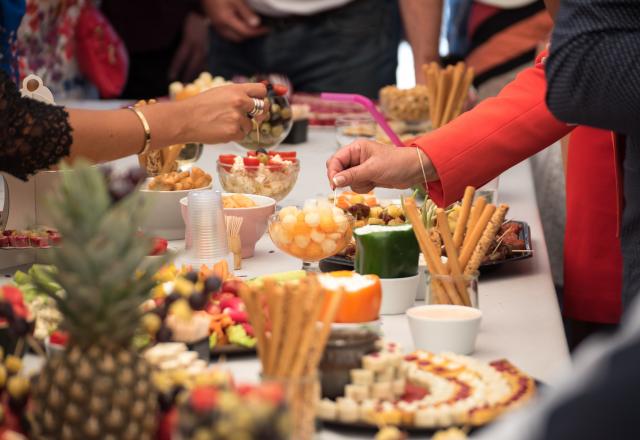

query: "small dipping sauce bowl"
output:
407 305 482 355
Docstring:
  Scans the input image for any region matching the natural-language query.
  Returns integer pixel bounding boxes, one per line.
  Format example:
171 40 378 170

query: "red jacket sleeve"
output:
415 53 573 207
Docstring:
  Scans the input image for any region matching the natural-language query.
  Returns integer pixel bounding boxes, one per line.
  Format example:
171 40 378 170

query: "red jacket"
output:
414 53 622 323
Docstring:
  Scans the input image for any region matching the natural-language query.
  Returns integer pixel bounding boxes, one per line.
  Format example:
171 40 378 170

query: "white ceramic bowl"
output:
379 274 420 315
407 304 482 354
139 182 212 240
180 193 276 258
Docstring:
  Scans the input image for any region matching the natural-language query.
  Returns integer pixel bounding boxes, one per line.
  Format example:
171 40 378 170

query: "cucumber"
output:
354 224 420 278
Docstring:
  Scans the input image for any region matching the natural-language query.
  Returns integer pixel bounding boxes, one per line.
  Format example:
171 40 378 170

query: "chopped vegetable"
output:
354 224 420 278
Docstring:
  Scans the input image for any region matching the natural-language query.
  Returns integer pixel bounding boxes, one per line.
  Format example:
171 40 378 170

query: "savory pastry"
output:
147 167 212 191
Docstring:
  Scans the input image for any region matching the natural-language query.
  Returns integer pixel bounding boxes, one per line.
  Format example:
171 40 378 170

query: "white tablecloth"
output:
3 101 571 437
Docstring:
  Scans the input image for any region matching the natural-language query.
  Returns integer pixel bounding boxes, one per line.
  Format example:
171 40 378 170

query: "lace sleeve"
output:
0 70 73 181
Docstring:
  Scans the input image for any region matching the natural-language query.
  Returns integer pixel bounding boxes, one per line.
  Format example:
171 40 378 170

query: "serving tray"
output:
320 221 533 274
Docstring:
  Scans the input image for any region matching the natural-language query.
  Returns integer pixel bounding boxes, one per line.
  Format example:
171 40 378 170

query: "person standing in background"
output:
102 0 210 99
15 0 95 99
202 0 412 98
411 0 552 99
546 0 640 314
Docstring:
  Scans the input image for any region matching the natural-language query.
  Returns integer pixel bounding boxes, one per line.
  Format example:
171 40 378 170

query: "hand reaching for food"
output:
326 140 438 193
173 82 270 144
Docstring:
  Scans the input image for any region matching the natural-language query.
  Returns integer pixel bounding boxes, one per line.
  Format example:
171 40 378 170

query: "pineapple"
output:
30 162 170 440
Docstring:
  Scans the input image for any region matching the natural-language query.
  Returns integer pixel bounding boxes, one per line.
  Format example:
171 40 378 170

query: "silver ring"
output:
247 98 265 119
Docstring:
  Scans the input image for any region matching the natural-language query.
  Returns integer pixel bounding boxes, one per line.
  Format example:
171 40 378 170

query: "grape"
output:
184 271 199 284
188 292 207 311
127 167 147 186
108 179 134 203
165 292 181 306
10 318 29 337
0 302 14 321
156 326 173 343
203 276 222 294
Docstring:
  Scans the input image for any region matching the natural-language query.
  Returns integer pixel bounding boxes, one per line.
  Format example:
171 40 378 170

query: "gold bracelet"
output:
128 106 152 155
416 147 429 189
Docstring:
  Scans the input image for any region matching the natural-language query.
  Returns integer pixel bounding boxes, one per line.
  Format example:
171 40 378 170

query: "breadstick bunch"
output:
422 62 474 129
404 186 508 306
239 276 343 440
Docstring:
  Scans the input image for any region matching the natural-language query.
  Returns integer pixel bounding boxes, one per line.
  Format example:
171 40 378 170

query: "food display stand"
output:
1 100 570 438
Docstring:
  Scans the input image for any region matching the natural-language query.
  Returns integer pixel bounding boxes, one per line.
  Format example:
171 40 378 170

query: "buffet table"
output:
2 100 570 437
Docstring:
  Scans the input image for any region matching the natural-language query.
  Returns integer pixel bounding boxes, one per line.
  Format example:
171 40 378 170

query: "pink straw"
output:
321 92 404 147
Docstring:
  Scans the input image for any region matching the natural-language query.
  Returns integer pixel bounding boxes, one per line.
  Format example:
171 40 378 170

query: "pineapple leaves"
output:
35 161 168 344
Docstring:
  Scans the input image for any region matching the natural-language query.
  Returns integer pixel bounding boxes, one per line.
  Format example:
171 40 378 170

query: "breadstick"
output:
453 67 475 119
465 196 487 248
459 204 496 269
437 209 472 306
433 68 448 128
275 284 305 377
239 284 267 367
291 279 324 378
465 204 509 275
442 63 465 126
404 198 463 305
453 186 476 250
265 280 285 376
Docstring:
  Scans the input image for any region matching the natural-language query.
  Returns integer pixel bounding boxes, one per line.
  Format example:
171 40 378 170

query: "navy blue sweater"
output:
546 0 640 313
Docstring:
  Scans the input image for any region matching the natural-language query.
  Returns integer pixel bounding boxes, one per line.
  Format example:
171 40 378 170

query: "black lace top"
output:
0 69 72 181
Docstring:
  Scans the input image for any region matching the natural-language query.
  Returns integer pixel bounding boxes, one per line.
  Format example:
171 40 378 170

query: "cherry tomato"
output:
267 159 283 171
274 151 297 159
273 84 288 96
243 156 260 167
218 154 236 164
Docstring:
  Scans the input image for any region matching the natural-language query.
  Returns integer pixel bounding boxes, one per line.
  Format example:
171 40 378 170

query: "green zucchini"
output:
354 224 420 278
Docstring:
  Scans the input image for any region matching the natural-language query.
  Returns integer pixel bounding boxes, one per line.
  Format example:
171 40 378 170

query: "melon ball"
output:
294 235 311 248
282 214 297 231
305 212 321 228
321 239 337 255
310 230 326 243
279 206 299 221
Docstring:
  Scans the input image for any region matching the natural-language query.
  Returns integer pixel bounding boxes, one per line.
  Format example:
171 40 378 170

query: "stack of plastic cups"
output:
182 190 232 268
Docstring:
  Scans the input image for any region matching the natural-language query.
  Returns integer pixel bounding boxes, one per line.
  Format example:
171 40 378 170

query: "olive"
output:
271 125 284 138
271 104 281 115
256 147 269 155
260 122 272 136
280 107 292 120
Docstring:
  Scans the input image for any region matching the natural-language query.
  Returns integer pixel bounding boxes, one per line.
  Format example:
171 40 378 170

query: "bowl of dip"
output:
406 305 482 355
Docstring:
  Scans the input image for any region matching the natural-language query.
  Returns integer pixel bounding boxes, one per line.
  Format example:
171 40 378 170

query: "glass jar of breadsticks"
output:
239 276 345 440
404 186 509 307
428 272 479 307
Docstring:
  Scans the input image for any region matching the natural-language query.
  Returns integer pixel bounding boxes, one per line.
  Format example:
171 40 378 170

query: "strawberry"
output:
190 386 219 412
150 237 168 256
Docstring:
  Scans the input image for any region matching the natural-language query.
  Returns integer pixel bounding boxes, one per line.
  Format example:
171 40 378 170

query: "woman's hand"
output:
326 140 437 193
173 82 269 145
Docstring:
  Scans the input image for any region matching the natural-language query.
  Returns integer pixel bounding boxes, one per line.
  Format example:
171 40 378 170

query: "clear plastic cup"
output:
182 190 231 267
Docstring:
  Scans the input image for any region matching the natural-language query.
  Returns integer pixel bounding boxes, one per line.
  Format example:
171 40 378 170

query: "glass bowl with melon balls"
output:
236 83 293 150
268 199 354 272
